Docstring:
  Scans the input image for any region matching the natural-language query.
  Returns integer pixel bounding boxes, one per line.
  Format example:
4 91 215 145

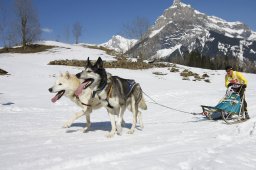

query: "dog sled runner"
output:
201 84 247 124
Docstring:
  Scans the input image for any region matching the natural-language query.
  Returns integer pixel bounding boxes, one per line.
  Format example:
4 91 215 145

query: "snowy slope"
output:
1 41 256 170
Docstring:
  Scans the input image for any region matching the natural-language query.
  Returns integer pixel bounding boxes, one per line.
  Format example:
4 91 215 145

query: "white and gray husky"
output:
75 57 147 137
48 72 103 132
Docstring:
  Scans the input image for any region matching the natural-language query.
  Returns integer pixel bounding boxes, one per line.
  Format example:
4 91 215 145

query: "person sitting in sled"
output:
225 65 250 119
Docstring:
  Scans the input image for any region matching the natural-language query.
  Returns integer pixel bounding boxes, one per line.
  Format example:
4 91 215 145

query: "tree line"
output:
169 51 256 73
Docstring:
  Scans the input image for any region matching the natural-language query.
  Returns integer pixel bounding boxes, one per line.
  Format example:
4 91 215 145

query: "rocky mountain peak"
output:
173 0 181 5
100 35 137 53
126 0 256 72
149 0 254 40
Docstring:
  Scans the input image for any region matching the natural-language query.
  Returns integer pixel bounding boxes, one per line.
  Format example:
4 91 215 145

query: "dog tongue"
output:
75 82 88 96
51 95 58 103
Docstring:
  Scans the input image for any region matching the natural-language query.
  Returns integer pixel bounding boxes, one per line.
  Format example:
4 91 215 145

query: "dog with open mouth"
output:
48 71 103 132
75 57 147 138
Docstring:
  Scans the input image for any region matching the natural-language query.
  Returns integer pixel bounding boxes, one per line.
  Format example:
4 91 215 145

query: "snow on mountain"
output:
151 1 253 40
1 41 256 170
127 0 256 66
100 35 137 53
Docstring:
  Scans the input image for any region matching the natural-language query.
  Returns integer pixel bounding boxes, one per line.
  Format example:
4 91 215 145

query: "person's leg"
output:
244 98 250 119
239 87 250 119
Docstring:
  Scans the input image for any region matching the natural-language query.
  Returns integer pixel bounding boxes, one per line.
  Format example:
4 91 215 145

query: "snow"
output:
218 42 229 55
194 9 205 15
155 44 182 58
180 2 191 8
224 32 234 38
100 35 137 53
239 41 244 61
149 25 166 38
248 32 256 41
1 41 256 170
250 49 256 54
206 21 245 36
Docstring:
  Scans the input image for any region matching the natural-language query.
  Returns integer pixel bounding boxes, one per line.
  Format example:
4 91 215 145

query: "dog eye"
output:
59 83 62 85
87 70 92 73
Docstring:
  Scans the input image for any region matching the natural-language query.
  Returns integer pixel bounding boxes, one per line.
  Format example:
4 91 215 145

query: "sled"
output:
201 84 247 124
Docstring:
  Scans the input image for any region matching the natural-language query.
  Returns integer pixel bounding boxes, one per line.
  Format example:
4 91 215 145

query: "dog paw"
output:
127 129 135 134
80 127 90 133
105 132 115 138
62 122 72 128
116 128 122 136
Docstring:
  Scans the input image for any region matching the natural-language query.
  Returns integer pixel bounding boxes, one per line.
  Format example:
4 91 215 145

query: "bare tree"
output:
15 0 41 48
72 22 82 44
121 16 151 40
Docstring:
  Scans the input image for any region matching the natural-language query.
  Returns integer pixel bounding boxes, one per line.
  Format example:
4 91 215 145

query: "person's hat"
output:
225 65 233 71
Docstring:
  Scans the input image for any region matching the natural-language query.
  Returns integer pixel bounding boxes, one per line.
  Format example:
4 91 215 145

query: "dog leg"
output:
116 106 125 136
138 111 144 129
106 112 116 138
121 119 126 127
81 109 92 133
128 97 138 134
63 110 85 128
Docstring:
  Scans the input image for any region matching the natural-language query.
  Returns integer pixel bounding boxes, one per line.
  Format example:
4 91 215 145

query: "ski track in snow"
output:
1 42 256 170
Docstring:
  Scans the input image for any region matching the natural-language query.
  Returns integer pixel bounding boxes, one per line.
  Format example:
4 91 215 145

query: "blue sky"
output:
1 0 256 44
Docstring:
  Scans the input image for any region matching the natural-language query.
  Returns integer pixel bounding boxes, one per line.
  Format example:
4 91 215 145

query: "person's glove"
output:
242 84 247 88
227 83 234 87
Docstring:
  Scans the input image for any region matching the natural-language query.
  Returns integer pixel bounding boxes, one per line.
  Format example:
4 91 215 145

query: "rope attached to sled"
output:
143 91 201 115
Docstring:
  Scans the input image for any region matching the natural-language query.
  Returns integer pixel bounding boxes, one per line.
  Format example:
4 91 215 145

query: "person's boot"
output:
245 112 250 119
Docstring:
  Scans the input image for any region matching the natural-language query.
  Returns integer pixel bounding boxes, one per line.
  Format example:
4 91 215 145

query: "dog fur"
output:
48 72 103 132
75 57 147 137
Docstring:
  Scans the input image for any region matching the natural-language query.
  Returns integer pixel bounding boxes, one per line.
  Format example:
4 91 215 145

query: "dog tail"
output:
133 83 147 110
139 95 147 110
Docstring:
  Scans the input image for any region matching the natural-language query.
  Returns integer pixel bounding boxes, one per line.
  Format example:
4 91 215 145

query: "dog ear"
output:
94 57 103 69
65 71 70 79
86 57 92 67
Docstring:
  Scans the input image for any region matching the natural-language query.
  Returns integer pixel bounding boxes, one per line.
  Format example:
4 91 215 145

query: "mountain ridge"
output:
126 0 256 71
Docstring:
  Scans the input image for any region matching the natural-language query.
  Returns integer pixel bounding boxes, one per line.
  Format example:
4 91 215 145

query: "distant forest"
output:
166 51 256 73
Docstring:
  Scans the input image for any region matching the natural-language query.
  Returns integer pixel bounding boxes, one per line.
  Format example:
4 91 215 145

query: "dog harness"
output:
91 81 114 109
91 76 138 109
124 79 137 99
112 76 137 100
92 80 107 98
74 95 92 107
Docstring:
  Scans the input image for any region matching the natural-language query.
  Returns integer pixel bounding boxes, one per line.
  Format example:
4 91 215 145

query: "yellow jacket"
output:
225 71 248 87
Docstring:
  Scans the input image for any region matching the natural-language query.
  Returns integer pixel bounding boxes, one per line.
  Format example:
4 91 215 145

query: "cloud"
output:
41 28 53 33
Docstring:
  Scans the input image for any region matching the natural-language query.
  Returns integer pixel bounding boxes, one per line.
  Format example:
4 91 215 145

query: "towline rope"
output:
143 91 202 115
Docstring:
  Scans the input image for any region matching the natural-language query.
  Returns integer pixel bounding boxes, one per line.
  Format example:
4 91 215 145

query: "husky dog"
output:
75 57 147 137
48 72 103 132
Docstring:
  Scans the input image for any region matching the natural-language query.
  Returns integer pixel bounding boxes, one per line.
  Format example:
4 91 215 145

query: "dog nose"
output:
76 72 81 78
48 88 53 92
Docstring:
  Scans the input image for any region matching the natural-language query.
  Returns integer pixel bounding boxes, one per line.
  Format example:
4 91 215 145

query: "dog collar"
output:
92 80 107 98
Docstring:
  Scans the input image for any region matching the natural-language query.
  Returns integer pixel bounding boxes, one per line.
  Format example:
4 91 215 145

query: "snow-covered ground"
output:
0 41 256 170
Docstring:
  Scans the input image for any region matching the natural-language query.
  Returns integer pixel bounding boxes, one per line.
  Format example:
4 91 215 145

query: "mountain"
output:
126 0 256 69
100 35 137 53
